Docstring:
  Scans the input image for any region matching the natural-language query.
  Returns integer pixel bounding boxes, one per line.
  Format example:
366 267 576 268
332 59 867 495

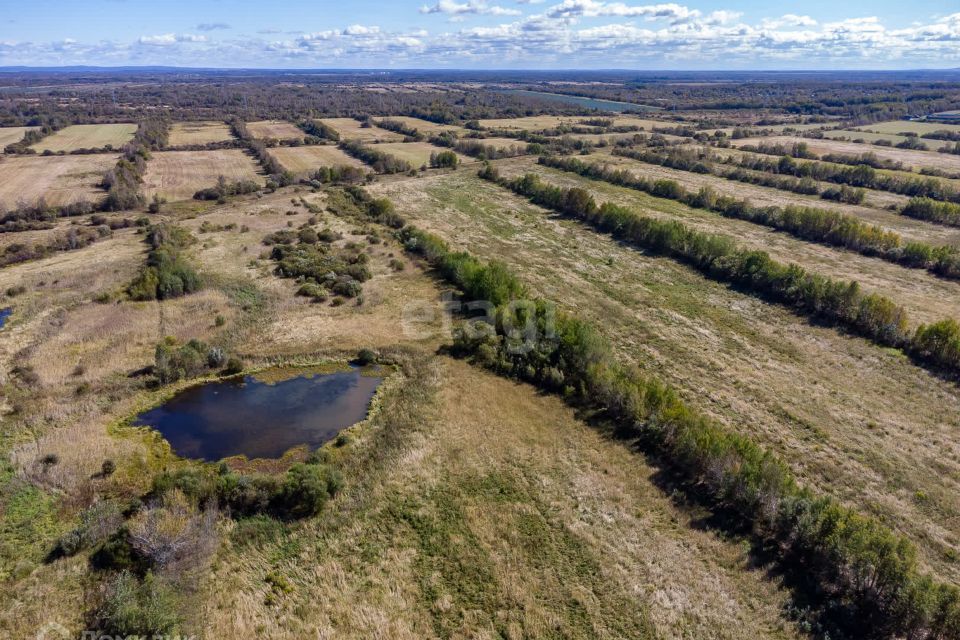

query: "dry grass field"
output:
245 120 305 141
0 126 38 151
585 150 959 245
856 120 960 135
0 154 116 208
372 141 468 167
30 123 136 153
733 135 960 172
316 118 405 142
369 168 960 584
142 149 263 201
167 121 235 146
820 129 910 145
267 145 365 176
374 115 468 135
6 106 960 639
495 156 960 326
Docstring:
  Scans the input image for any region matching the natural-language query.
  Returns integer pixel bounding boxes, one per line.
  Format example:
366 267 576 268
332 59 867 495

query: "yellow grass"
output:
372 141 466 167
856 120 960 135
268 145 365 176
167 121 235 146
245 120 305 140
30 123 136 153
317 118 405 143
374 115 468 135
0 154 116 208
143 149 263 202
0 126 38 150
734 135 960 172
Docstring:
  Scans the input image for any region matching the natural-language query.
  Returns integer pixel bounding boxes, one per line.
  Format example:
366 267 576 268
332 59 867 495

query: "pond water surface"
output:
0 308 12 329
134 368 382 461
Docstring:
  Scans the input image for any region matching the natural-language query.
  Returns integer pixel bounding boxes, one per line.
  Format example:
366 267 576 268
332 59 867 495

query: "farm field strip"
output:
733 135 960 173
30 123 136 152
0 153 116 208
373 115 469 135
244 120 305 140
368 169 960 583
0 126 39 150
316 118 405 142
856 120 960 136
493 156 960 326
586 150 960 246
167 121 235 146
370 141 471 167
267 144 365 176
142 149 264 202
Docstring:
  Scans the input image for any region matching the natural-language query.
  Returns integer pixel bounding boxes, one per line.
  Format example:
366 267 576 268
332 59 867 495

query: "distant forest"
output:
0 69 959 126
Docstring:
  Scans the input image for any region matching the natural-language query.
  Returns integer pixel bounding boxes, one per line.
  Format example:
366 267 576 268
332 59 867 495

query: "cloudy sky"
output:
1 0 959 69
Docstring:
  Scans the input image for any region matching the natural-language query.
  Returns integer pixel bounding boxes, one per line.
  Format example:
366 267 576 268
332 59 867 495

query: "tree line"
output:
338 139 412 174
484 163 960 375
541 155 960 282
358 184 960 640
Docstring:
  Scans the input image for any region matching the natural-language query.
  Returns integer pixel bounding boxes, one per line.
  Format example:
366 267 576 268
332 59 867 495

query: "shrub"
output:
95 571 181 637
273 464 342 519
356 348 377 365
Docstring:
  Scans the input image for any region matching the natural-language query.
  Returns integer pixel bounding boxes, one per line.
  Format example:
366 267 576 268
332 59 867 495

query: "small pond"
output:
133 367 383 461
0 308 11 329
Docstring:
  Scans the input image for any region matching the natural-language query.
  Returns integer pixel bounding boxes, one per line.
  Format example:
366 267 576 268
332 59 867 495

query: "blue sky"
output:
2 0 960 69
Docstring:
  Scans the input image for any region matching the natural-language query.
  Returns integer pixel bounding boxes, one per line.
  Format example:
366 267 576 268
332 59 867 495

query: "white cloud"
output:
137 33 207 46
420 0 521 16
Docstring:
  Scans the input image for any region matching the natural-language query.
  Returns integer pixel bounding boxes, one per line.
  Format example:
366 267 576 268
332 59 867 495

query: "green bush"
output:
95 571 181 637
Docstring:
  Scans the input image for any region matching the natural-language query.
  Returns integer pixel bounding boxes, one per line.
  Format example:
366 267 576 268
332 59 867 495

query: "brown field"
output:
478 115 588 130
586 150 960 246
167 121 235 146
374 115 468 135
0 154 116 208
142 149 263 201
0 126 38 151
245 120 305 141
268 145 365 176
372 141 468 167
856 120 960 136
733 135 960 173
820 129 910 145
494 157 960 326
30 123 136 153
370 168 960 584
316 118 405 142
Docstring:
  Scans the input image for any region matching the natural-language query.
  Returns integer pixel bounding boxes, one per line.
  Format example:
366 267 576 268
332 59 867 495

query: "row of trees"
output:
541 155 960 281
902 198 960 227
382 189 960 640
487 164 960 375
613 146 866 203
228 118 293 187
338 139 412 174
721 145 960 204
0 224 111 268
101 118 169 211
297 119 340 142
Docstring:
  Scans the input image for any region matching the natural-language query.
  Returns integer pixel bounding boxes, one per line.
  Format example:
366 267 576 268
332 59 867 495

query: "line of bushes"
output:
2 119 64 154
297 119 340 142
901 198 960 228
375 118 425 141
193 176 262 202
228 118 293 187
101 118 169 211
338 139 412 174
127 224 202 301
613 146 866 203
0 224 111 268
541 155 960 281
306 165 371 186
386 195 960 639
733 142 960 203
485 163 960 374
